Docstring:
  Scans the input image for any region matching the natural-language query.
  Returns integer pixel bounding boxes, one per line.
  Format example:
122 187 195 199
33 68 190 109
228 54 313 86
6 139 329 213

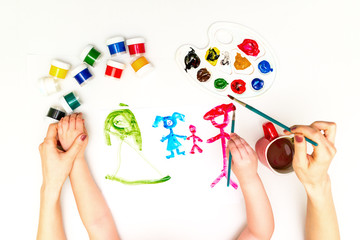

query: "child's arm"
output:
228 133 274 240
58 114 120 240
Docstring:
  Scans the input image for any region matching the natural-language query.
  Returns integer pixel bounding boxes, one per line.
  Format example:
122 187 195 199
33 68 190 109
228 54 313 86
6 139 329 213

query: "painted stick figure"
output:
204 103 238 189
104 104 171 185
187 125 203 154
153 112 187 159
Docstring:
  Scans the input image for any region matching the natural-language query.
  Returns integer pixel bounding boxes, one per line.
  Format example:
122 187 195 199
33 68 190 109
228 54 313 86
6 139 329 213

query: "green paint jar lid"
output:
80 45 103 67
60 92 81 113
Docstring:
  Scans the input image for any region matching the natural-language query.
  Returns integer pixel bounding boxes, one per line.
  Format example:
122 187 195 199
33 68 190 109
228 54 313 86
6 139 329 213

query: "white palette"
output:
176 22 277 98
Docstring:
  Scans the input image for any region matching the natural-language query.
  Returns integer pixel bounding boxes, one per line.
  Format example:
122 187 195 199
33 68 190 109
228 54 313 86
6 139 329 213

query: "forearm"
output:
237 174 274 240
304 177 340 240
69 155 120 240
37 185 66 240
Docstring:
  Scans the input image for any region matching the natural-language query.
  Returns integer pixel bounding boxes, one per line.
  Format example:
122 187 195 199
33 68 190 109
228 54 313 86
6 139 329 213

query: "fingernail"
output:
291 126 296 131
295 135 303 143
80 134 87 141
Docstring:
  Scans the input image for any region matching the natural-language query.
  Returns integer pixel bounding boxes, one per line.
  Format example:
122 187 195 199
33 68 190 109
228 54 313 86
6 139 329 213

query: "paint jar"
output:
126 37 146 56
71 64 93 86
46 107 66 123
105 60 125 80
80 45 103 67
107 37 126 56
49 60 71 79
60 92 81 113
38 76 60 96
131 56 154 77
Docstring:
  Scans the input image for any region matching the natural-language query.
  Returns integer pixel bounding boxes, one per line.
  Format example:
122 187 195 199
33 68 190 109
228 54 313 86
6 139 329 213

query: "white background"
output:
1 0 359 239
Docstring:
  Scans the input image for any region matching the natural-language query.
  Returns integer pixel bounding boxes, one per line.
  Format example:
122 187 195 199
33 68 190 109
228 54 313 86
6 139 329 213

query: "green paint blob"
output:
214 78 229 90
84 47 101 66
104 104 170 185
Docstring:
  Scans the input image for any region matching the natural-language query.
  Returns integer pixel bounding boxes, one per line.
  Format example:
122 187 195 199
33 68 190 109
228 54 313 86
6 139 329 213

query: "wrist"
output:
236 172 259 186
40 183 62 201
303 176 332 200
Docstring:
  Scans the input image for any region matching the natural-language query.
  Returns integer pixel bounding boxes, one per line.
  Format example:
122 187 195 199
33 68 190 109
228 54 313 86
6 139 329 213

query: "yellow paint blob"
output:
131 56 149 72
49 66 69 79
234 53 251 70
205 47 220 66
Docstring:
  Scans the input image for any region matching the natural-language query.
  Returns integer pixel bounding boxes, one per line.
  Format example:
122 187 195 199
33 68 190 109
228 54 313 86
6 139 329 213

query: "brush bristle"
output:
227 94 234 100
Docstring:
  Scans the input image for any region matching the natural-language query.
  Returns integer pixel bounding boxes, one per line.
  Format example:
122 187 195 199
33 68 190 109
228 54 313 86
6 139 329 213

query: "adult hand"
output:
39 123 87 189
284 121 337 188
227 133 258 183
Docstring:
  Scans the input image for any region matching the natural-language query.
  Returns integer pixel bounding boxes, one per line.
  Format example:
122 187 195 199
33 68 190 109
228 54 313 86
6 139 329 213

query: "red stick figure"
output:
187 125 203 154
204 103 238 189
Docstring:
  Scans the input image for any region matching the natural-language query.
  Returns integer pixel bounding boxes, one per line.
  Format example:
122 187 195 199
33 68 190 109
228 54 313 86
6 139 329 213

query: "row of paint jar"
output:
39 37 153 95
105 36 154 78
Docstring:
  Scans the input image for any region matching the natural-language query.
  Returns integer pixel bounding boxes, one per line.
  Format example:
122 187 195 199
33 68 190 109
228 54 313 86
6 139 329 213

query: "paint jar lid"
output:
136 63 154 77
60 92 80 113
46 107 66 121
126 37 145 46
80 45 95 61
107 59 126 69
71 64 88 77
38 76 60 96
51 59 71 70
106 36 125 45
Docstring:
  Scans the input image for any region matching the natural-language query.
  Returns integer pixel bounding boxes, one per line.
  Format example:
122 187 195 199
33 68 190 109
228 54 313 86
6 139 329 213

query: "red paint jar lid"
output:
106 60 126 69
126 37 145 46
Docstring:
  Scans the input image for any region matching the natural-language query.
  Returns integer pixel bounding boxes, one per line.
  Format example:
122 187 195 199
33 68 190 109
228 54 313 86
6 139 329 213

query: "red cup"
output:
255 122 295 175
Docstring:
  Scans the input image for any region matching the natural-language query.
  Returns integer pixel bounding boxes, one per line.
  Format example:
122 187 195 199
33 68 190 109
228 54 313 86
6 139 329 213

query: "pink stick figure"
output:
204 103 238 189
186 125 203 154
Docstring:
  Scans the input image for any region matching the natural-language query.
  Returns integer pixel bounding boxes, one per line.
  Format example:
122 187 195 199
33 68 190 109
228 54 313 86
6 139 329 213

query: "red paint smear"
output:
237 39 260 57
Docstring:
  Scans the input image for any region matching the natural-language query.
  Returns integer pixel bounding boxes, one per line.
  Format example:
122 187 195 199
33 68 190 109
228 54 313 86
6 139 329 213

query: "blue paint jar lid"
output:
71 64 88 77
106 36 125 46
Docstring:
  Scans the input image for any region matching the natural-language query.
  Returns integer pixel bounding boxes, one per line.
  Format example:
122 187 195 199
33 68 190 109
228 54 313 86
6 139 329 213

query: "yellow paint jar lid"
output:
131 56 149 72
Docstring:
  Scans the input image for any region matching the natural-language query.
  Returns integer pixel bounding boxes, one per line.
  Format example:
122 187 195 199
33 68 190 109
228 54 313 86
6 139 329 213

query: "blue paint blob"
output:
108 42 126 55
258 60 273 74
74 68 92 85
251 78 264 91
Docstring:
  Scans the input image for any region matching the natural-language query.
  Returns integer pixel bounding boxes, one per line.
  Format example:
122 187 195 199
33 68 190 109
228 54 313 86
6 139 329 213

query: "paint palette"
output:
176 22 277 98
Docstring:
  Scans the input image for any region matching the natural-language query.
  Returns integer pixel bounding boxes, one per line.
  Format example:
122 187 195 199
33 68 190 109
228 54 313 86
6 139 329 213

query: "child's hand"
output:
39 123 87 189
227 133 258 183
58 113 88 156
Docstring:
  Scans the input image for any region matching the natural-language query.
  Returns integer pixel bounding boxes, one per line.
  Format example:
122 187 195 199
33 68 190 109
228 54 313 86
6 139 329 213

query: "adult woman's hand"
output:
284 121 340 240
39 123 87 189
284 121 337 188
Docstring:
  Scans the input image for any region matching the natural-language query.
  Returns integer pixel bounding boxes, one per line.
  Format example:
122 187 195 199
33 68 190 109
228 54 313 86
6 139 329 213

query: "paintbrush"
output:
227 95 318 146
227 110 236 187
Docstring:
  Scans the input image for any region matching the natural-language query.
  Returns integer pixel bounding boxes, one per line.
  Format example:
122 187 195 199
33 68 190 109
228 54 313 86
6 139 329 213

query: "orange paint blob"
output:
234 53 251 70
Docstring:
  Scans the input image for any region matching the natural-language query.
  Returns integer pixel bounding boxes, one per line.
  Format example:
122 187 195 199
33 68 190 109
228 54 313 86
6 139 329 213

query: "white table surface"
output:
1 0 359 239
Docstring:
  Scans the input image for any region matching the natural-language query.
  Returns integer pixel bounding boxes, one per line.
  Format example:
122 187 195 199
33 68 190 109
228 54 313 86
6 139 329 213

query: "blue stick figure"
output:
152 112 187 159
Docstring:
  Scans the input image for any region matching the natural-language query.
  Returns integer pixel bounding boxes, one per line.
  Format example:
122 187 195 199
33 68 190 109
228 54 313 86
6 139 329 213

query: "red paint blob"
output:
267 138 294 169
231 79 246 94
238 39 260 57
